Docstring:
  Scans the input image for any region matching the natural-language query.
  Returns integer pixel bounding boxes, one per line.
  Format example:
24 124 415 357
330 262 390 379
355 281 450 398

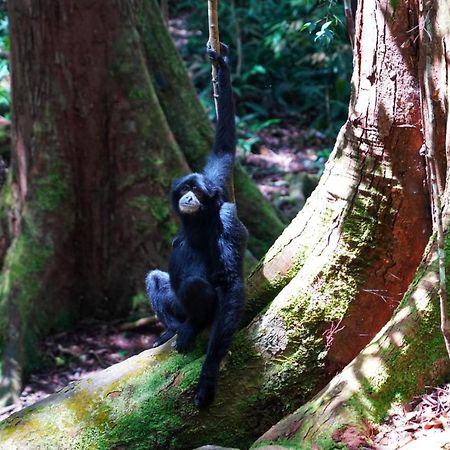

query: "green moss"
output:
0 226 54 371
0 166 74 370
355 293 446 423
261 188 394 417
75 352 203 450
131 291 148 309
227 333 261 369
128 195 177 245
389 0 399 10
326 231 449 431
0 172 14 217
253 440 310 449
34 172 69 211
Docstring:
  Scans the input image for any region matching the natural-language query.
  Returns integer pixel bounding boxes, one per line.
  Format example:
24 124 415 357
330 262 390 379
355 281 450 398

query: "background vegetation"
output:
169 0 352 137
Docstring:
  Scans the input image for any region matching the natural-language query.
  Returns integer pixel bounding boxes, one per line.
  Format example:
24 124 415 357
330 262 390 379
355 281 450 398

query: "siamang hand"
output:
206 41 229 66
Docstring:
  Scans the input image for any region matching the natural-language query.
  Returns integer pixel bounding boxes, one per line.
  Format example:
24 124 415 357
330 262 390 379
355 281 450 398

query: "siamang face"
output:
171 173 219 216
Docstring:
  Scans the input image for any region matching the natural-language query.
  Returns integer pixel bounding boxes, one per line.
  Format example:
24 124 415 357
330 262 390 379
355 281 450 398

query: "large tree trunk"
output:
246 0 431 339
254 1 450 447
0 0 285 405
0 0 189 405
0 0 437 445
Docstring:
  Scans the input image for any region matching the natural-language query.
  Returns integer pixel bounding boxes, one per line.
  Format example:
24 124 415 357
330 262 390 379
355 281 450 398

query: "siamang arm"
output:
203 44 236 200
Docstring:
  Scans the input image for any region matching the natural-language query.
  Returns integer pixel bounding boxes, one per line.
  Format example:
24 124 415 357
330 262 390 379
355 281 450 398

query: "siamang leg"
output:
146 270 185 348
194 282 245 408
175 277 217 353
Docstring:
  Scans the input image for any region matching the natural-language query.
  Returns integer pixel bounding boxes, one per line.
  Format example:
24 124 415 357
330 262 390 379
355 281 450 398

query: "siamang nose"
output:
185 192 195 203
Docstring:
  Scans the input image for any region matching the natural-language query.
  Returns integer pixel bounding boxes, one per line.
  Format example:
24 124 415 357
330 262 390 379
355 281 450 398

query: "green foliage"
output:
170 0 352 134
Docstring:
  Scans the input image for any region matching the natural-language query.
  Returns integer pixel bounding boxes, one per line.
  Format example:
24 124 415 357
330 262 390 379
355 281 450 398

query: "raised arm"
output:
203 43 236 200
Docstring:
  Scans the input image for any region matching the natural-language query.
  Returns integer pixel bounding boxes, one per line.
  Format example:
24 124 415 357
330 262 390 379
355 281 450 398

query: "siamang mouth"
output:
179 204 201 214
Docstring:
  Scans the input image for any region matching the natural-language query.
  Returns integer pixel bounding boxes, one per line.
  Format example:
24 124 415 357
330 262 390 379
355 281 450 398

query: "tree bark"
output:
254 235 449 448
0 0 197 404
253 1 450 447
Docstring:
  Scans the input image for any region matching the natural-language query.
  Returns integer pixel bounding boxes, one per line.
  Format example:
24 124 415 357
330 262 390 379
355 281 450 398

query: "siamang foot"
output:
174 323 196 354
206 42 229 65
152 329 176 348
194 380 216 408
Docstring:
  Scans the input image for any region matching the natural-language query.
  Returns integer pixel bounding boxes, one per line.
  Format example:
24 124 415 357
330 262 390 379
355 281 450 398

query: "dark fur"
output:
146 44 248 408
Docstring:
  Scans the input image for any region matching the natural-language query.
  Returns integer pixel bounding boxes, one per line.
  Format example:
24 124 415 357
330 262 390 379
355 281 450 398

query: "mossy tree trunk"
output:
0 0 439 447
0 0 283 406
254 232 450 449
0 0 190 405
254 0 450 447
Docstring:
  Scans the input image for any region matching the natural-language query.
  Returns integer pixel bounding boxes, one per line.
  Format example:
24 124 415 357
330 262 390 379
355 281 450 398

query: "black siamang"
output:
146 43 248 408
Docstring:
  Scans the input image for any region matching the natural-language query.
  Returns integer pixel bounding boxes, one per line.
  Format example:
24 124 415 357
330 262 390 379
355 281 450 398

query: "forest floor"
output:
1 123 450 450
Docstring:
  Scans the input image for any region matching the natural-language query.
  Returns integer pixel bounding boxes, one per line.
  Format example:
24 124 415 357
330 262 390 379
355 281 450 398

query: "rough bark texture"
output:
246 0 430 343
254 237 449 449
0 0 436 446
253 0 450 447
0 0 192 391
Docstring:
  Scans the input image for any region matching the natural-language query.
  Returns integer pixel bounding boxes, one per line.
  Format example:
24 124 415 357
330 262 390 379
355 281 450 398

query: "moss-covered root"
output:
252 241 449 449
0 339 181 449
